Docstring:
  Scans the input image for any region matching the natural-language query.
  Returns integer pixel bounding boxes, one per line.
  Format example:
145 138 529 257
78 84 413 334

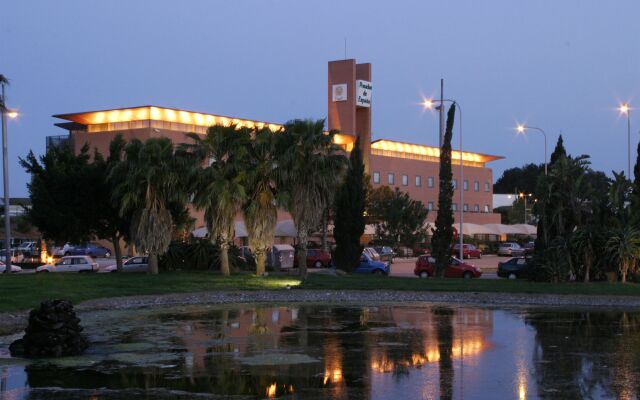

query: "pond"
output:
1 303 640 399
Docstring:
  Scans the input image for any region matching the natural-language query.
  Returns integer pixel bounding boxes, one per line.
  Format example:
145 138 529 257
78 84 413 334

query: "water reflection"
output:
3 304 640 398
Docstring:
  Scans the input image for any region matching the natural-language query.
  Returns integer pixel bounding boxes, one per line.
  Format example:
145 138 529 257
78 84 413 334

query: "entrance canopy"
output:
453 223 536 236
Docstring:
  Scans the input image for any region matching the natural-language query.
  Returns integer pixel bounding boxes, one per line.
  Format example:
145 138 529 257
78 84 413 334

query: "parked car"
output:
523 241 535 255
414 255 482 279
51 243 75 257
451 244 482 259
373 246 395 263
0 249 24 263
16 241 38 257
497 242 525 257
413 247 430 256
354 253 390 275
363 247 381 261
70 243 112 258
0 262 22 273
267 244 295 269
498 257 532 279
36 255 98 273
296 248 331 268
102 256 149 273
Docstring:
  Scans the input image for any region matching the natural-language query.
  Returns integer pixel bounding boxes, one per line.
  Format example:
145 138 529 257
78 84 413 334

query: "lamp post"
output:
618 103 632 178
0 77 17 274
423 98 464 261
516 124 548 175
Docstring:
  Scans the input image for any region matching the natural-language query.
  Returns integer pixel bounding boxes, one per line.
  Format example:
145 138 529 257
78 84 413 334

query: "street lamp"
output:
0 78 17 274
423 97 465 261
516 124 548 175
618 103 632 178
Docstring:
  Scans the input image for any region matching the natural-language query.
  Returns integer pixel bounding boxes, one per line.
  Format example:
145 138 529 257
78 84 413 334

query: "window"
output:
428 201 434 211
373 171 380 184
415 176 422 187
484 205 489 213
388 173 395 185
452 179 457 189
484 182 490 192
428 177 434 188
474 204 480 212
474 181 480 192
463 180 469 191
463 204 469 212
452 203 458 211
402 174 408 186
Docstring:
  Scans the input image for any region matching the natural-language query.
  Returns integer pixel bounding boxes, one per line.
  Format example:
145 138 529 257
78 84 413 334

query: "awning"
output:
192 219 297 239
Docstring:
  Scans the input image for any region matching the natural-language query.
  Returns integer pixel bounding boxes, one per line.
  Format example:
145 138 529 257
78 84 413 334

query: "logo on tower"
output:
356 80 372 108
332 84 347 102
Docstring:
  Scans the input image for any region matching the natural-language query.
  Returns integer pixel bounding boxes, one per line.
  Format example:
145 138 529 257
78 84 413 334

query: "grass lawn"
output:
1 272 640 313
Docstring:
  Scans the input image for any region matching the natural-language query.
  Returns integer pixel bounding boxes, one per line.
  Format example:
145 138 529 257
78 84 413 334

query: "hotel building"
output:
51 59 502 229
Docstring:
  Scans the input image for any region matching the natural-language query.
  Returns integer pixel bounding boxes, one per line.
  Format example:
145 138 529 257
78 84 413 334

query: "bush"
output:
159 239 247 272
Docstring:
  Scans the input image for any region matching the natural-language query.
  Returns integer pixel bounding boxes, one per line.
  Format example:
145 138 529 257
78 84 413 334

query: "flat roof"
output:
53 105 503 163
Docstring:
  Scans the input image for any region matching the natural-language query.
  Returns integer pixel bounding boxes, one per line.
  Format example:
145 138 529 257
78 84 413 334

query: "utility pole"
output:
0 80 11 273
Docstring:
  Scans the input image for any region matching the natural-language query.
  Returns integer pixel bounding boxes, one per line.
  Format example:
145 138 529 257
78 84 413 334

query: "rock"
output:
10 300 88 358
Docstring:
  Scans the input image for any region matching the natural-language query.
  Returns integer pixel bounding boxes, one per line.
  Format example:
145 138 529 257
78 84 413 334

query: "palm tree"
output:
606 227 640 283
244 127 279 276
278 119 348 278
571 226 601 282
110 138 191 274
185 125 251 276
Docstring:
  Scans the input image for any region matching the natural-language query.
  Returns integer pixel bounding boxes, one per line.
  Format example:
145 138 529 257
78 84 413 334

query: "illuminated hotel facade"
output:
51 59 502 227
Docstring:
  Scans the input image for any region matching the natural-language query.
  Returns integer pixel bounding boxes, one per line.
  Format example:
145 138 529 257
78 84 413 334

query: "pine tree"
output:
431 104 456 278
550 135 567 166
333 137 366 272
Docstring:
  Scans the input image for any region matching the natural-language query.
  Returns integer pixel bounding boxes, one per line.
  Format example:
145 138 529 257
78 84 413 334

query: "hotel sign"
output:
332 84 347 102
356 80 372 108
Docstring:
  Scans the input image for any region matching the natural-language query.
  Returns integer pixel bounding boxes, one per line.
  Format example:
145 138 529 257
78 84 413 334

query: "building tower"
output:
327 59 372 170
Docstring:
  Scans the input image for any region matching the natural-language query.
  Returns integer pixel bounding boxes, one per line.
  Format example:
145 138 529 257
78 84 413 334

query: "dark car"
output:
523 241 535 254
70 243 112 258
414 255 482 279
451 244 482 259
355 253 390 275
373 246 395 263
498 257 532 279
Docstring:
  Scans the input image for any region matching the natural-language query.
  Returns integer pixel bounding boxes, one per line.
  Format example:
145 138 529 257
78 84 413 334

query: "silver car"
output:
102 256 149 273
36 255 98 273
497 242 525 257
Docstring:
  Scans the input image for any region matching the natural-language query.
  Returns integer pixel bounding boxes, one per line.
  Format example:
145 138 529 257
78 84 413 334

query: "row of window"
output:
426 202 491 213
372 172 491 192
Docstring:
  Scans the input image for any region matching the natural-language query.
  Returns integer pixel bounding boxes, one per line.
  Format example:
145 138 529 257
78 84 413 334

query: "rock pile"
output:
9 300 88 357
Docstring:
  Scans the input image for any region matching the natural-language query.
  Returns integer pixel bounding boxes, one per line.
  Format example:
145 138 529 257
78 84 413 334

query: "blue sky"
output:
2 0 638 196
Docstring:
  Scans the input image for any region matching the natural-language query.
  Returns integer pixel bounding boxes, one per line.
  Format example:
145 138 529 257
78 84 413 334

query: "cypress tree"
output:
431 104 456 278
333 137 366 272
631 142 640 226
550 135 567 166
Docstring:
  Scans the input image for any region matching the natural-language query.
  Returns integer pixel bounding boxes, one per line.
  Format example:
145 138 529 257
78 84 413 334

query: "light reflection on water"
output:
1 304 640 399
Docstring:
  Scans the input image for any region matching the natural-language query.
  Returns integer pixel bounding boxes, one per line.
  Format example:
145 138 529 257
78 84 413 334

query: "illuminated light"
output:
205 115 215 125
266 383 277 398
516 124 526 133
519 383 526 400
135 108 149 120
7 110 18 119
94 112 106 123
268 124 280 132
219 117 230 126
179 111 192 124
122 109 133 121
372 139 500 164
619 103 630 114
165 109 176 121
422 98 435 109
150 107 161 120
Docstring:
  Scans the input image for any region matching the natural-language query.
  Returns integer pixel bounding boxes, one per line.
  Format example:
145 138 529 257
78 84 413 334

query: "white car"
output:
0 262 22 273
36 256 98 273
101 256 149 273
51 243 75 257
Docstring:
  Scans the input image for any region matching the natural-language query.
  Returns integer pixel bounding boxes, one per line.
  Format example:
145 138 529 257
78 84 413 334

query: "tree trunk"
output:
148 253 159 274
583 263 590 283
220 242 230 276
255 250 266 276
112 235 123 272
621 260 628 283
297 231 308 279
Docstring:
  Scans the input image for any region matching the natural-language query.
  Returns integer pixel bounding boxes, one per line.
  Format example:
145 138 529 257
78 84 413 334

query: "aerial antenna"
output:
344 37 347 60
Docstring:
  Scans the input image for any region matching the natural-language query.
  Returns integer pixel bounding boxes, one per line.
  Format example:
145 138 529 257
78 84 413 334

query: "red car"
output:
294 248 332 268
451 244 482 259
414 255 482 279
